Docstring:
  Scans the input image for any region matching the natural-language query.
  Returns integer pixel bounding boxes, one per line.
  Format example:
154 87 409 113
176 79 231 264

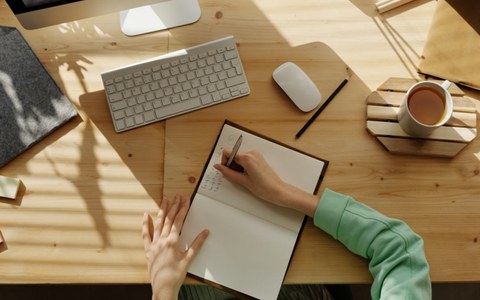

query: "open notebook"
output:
179 121 328 300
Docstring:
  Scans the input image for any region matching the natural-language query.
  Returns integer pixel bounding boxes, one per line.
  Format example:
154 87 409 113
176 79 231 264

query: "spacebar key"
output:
154 98 202 119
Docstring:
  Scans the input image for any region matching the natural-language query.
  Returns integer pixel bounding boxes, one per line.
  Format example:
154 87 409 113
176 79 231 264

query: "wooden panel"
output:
367 106 477 128
377 136 467 157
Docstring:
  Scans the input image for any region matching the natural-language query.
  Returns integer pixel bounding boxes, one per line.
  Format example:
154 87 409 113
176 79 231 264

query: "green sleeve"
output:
313 189 431 300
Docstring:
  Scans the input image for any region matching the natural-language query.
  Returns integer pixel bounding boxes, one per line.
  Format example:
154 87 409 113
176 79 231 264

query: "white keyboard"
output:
101 36 250 132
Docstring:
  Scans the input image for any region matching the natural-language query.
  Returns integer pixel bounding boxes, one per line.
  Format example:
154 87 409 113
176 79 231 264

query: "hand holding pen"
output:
225 135 243 172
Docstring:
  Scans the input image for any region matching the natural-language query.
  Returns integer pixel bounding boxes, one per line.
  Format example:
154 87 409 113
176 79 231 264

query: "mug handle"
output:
441 80 451 90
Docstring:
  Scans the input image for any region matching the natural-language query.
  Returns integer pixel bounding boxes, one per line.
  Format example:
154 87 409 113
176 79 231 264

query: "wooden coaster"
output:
366 77 477 157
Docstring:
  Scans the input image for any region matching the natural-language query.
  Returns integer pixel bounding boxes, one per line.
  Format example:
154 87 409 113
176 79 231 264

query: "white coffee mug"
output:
398 80 453 137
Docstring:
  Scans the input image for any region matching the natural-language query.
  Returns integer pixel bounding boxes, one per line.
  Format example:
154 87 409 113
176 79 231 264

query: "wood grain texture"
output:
1 0 480 285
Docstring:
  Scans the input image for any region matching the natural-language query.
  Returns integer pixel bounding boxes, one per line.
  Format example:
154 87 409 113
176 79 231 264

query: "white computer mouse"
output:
272 62 322 112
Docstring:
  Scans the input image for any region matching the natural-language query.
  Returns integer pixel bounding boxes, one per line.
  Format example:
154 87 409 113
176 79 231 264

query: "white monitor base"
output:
120 0 201 36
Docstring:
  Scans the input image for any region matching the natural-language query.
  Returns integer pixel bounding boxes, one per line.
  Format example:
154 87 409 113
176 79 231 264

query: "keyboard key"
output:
201 94 212 105
153 100 162 109
144 111 155 122
216 81 226 90
143 74 152 83
115 120 126 130
198 86 207 95
150 82 160 91
146 92 155 101
179 65 188 74
108 92 123 102
141 85 150 93
122 90 132 98
207 84 216 93
155 98 201 119
113 110 125 120
164 87 173 96
135 105 144 114
215 54 224 63
226 76 245 88
153 72 162 80
125 107 135 116
227 69 236 78
180 92 189 100
135 115 144 125
106 85 116 94
162 97 171 106
172 95 180 103
212 92 221 102
224 51 237 60
132 87 141 96
125 117 135 128
137 94 146 103
111 100 127 111
144 102 154 111
182 82 192 91
127 98 137 106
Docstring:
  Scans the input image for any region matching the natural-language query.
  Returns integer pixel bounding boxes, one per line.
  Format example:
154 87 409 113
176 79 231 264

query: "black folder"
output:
0 26 77 168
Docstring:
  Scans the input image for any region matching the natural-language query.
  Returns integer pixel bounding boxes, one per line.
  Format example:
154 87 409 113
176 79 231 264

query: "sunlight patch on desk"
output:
474 152 480 161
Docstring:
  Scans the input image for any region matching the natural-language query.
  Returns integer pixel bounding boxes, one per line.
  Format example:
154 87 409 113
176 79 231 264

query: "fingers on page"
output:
186 229 210 262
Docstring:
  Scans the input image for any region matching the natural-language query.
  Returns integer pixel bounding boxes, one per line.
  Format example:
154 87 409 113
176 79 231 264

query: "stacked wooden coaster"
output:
366 78 477 157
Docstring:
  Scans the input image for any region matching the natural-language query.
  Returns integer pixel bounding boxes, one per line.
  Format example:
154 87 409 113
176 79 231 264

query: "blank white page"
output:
180 194 299 300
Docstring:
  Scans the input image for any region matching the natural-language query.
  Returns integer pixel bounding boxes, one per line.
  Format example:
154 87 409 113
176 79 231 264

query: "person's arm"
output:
215 150 431 300
315 189 431 300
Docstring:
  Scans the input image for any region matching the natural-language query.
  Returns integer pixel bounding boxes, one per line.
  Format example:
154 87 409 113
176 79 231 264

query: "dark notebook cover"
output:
0 26 77 168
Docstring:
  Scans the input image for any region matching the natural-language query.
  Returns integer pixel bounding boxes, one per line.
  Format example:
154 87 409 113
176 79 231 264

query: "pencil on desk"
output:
295 68 352 139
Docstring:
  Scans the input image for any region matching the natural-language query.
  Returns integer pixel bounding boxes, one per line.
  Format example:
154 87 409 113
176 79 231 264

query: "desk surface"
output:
1 0 479 284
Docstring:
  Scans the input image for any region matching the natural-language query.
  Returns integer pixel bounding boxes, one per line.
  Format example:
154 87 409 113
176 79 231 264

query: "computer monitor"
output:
5 0 201 36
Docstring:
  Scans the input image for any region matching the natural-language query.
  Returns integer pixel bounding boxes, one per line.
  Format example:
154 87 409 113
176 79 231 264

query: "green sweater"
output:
314 189 431 300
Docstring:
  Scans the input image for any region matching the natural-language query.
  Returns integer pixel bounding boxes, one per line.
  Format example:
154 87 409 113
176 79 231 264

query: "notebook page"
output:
180 193 298 300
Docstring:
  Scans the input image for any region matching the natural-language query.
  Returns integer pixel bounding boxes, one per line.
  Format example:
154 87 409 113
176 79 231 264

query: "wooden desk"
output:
1 0 480 285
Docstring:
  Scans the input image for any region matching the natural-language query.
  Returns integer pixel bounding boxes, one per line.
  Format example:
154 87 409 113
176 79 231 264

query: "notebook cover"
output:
0 26 78 168
418 0 480 90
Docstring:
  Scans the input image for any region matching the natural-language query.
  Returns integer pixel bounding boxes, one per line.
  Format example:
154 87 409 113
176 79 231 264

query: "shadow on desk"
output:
79 91 165 205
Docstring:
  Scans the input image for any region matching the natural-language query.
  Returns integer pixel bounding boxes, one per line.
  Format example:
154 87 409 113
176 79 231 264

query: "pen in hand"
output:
225 134 244 172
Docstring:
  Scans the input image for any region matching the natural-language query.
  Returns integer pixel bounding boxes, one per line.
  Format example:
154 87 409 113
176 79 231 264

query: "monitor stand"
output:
120 0 201 36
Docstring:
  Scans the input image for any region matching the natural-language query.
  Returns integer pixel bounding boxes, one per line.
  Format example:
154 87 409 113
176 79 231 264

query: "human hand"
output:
142 194 209 300
214 150 319 217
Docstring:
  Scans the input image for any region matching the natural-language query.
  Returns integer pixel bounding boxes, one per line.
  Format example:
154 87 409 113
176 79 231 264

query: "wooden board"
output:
366 77 477 157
